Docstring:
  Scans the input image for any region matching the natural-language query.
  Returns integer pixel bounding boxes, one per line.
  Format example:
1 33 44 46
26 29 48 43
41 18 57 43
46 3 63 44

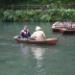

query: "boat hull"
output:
60 28 75 34
14 37 57 45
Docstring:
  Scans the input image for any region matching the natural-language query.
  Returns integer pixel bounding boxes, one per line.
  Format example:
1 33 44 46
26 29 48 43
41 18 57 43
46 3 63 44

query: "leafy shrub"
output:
2 8 75 22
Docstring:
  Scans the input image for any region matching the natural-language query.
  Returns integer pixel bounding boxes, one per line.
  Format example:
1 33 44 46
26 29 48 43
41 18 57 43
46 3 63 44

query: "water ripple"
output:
0 42 18 47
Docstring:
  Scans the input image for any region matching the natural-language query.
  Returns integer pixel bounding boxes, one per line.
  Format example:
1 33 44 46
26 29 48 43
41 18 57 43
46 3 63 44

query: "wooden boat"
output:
60 28 75 34
14 36 57 45
52 22 75 32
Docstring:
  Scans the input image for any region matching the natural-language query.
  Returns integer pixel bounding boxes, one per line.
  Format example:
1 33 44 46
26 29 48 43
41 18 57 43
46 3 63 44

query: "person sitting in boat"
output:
30 26 46 41
20 25 31 39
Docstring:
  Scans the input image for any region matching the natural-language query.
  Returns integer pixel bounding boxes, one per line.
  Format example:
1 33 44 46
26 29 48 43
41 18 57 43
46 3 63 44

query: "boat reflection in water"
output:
20 44 30 58
31 45 46 75
20 44 46 74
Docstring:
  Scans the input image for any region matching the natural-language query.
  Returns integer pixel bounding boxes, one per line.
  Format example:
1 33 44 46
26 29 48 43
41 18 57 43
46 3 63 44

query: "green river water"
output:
0 22 75 75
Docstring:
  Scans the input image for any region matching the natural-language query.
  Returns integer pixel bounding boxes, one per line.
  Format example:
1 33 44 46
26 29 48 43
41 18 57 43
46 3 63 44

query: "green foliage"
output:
40 13 51 21
3 10 14 21
0 0 75 5
2 8 75 22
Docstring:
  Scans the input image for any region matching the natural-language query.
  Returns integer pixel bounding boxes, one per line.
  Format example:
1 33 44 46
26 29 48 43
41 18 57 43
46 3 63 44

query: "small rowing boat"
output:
51 22 75 33
14 36 57 45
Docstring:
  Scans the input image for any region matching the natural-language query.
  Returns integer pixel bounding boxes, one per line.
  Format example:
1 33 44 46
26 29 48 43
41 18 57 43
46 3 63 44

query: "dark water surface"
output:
0 22 75 75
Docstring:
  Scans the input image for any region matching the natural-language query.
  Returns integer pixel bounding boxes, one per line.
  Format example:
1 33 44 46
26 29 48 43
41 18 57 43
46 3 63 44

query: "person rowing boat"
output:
30 26 46 41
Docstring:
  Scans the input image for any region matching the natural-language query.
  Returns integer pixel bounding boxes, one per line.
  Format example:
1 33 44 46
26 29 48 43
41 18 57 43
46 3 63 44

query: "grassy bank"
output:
0 8 75 22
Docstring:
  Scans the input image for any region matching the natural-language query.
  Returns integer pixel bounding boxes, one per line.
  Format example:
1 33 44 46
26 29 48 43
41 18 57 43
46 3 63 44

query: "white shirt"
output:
31 30 46 41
